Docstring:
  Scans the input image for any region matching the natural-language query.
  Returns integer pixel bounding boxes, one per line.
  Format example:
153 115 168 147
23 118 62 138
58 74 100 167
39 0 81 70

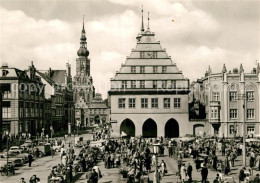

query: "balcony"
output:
210 101 220 107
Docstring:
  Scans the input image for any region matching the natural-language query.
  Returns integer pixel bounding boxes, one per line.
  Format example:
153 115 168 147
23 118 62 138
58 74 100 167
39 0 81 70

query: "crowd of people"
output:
15 123 260 183
170 137 260 182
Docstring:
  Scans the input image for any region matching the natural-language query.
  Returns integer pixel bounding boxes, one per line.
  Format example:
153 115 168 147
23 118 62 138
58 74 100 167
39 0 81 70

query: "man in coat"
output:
201 164 208 183
28 153 33 167
239 167 246 182
187 163 193 183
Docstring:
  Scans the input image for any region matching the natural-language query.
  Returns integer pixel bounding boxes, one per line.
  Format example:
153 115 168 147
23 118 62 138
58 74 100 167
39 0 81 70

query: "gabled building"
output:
36 63 74 135
88 93 108 124
108 11 192 138
192 64 260 137
0 62 45 136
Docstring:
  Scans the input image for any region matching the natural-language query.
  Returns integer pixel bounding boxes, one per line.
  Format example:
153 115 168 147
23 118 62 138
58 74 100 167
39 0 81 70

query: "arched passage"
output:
193 124 204 136
165 119 179 138
120 119 135 137
143 119 157 138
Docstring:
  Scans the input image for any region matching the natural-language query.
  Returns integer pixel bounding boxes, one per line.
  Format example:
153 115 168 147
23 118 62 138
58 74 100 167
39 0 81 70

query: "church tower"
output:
73 17 95 104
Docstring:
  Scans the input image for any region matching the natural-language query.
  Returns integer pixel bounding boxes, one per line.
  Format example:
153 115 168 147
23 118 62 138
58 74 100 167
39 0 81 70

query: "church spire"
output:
82 15 85 31
141 5 144 32
147 12 150 30
77 16 89 57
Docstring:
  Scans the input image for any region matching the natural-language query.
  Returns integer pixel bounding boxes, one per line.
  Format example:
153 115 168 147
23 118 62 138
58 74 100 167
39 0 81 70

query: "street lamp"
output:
50 126 53 158
153 143 160 183
6 130 10 176
236 94 247 167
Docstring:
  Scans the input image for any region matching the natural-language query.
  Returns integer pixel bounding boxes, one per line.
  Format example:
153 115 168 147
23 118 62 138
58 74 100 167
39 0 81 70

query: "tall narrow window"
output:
229 92 237 101
162 80 167 89
230 109 238 119
140 66 145 73
131 66 136 73
121 81 127 88
163 98 171 108
151 98 158 108
131 81 136 88
170 80 176 89
140 52 145 58
174 98 181 108
140 80 145 88
247 91 254 101
118 98 126 108
153 66 158 73
141 98 148 108
211 107 218 119
247 109 255 119
213 92 220 101
162 66 167 73
153 81 157 89
153 52 157 58
129 98 136 108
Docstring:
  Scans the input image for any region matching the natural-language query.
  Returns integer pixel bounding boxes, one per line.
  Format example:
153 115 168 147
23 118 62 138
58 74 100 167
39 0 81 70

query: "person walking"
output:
201 164 208 183
254 174 260 183
239 167 246 183
20 177 26 183
180 163 186 183
89 169 98 183
160 160 167 177
29 175 40 183
187 163 193 183
28 153 33 167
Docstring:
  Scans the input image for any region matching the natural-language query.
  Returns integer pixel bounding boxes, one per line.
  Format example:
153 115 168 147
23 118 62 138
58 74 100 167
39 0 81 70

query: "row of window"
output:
121 80 176 89
229 125 255 135
212 91 255 102
130 66 167 74
118 98 181 109
89 109 107 115
210 108 255 119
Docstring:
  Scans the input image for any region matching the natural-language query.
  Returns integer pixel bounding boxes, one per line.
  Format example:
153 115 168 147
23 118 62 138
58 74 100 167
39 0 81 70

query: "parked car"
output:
8 157 24 167
8 146 23 154
16 153 29 163
52 145 62 152
21 140 33 148
223 176 236 183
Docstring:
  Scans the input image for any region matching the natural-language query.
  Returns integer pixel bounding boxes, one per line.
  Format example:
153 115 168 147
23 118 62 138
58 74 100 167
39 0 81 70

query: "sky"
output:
0 0 260 98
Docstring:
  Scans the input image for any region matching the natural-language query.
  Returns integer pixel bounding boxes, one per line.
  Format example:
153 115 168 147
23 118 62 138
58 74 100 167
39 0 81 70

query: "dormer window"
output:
2 70 9 77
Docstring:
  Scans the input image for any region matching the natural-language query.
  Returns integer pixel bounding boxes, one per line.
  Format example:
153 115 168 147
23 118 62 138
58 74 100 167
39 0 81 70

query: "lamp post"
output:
236 94 247 167
6 131 9 176
50 126 53 158
153 143 160 183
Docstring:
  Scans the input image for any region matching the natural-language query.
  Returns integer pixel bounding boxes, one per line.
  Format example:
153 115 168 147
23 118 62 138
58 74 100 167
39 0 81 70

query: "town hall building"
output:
109 11 193 138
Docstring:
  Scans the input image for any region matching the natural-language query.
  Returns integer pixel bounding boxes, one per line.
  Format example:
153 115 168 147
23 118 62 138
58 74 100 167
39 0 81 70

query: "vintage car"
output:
223 176 236 183
8 146 23 154
20 140 33 148
16 153 30 163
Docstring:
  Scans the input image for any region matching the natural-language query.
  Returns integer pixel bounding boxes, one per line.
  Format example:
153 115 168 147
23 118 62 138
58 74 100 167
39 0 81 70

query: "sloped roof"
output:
51 70 66 84
36 71 55 85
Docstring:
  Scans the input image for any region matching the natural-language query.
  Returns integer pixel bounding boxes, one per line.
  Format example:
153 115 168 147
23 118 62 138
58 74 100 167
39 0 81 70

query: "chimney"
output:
48 68 52 78
66 63 71 77
1 62 8 68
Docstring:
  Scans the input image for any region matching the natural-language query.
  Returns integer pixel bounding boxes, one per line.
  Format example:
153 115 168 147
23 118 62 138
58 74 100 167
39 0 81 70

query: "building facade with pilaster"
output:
192 64 260 137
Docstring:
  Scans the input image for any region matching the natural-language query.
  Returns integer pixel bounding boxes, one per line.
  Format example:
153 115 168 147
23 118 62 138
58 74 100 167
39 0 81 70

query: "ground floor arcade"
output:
110 113 207 138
